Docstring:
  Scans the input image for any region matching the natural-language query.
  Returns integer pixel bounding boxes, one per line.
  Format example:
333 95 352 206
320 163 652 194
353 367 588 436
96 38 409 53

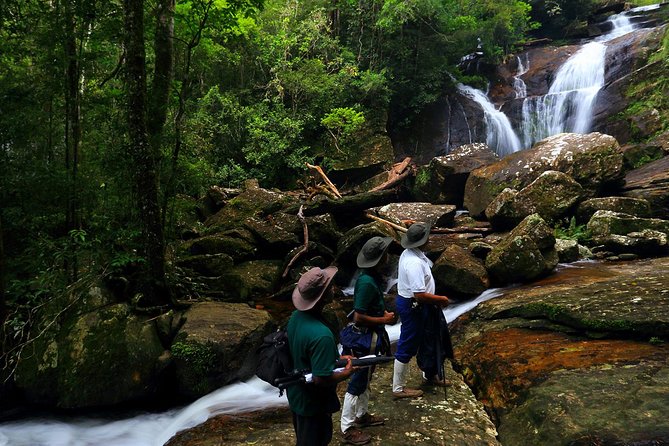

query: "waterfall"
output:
519 10 640 148
456 83 522 156
520 41 606 147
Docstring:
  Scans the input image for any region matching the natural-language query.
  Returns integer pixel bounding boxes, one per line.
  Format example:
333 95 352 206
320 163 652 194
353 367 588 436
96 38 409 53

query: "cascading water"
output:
519 10 640 148
519 41 607 147
459 7 647 153
456 83 522 157
0 288 503 446
512 54 529 99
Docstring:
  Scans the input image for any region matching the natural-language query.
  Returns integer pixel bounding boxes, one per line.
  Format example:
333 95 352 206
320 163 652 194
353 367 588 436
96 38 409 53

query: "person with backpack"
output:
339 236 396 445
392 222 451 399
286 266 357 446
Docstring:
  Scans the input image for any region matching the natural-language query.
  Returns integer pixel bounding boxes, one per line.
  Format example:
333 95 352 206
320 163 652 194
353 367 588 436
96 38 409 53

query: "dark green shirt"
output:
353 270 385 317
286 310 340 416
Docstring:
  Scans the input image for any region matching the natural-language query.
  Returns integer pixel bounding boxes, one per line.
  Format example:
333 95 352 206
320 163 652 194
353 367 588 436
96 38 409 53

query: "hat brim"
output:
356 237 393 268
291 266 338 311
400 224 431 248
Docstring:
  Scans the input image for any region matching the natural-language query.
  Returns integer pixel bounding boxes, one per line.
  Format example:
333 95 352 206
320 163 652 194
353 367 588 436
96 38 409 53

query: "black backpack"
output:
256 328 294 394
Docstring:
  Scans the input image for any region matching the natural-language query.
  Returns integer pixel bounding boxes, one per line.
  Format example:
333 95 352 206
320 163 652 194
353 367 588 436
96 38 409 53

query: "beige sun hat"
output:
291 266 338 311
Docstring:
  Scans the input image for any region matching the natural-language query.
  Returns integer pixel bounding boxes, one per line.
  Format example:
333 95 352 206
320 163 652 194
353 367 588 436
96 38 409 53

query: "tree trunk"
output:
147 0 174 146
64 0 81 282
123 0 171 307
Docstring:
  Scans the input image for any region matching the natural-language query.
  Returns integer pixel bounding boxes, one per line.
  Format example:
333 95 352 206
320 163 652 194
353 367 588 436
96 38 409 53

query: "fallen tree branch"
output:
365 213 407 232
306 163 342 199
283 189 405 217
370 157 413 192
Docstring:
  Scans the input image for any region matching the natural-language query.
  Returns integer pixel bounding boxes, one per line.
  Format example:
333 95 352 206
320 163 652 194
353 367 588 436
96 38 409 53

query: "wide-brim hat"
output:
292 266 338 311
357 236 393 268
401 222 431 248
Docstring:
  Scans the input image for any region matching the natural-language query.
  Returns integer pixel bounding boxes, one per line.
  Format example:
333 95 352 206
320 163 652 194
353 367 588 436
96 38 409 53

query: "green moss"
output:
414 167 431 189
171 340 215 372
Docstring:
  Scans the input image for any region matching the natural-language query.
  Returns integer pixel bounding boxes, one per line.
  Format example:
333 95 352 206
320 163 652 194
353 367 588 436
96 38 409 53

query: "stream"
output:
0 285 505 446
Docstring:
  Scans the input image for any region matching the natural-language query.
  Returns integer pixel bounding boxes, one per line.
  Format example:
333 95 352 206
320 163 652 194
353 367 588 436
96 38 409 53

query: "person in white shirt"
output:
392 222 451 398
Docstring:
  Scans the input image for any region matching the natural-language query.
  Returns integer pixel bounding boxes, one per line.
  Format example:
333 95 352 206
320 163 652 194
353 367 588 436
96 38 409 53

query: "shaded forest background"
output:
0 0 651 361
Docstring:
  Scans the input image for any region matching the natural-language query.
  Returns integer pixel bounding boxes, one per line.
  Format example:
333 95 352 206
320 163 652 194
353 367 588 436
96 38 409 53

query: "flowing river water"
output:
0 283 505 446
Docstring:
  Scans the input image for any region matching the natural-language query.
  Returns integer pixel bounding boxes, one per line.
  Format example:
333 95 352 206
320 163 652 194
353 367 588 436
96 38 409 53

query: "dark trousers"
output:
292 411 333 446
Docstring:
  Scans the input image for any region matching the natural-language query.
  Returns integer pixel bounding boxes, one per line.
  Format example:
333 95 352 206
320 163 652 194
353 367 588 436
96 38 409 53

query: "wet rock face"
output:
451 257 669 446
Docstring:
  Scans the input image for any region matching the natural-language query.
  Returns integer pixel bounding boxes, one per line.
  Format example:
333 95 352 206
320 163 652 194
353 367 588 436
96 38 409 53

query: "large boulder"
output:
14 287 167 408
464 133 624 217
485 171 583 230
587 210 669 240
376 202 457 228
171 302 273 398
451 257 669 446
181 230 258 262
485 214 558 284
413 143 500 206
196 260 283 302
433 244 490 296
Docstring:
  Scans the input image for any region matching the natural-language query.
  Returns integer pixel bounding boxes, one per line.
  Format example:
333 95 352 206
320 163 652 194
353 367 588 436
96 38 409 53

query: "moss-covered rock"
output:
15 287 167 408
576 196 651 223
485 214 558 284
464 133 623 217
433 244 490 296
172 302 273 398
412 143 499 206
376 202 457 228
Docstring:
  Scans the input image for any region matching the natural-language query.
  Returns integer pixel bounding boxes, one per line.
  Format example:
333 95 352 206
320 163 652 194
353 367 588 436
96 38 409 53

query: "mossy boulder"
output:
576 196 651 223
181 230 257 262
486 171 583 230
554 238 580 263
176 253 234 277
172 302 273 398
464 132 623 218
205 183 298 232
485 214 558 284
14 287 167 408
587 210 669 240
433 244 490 296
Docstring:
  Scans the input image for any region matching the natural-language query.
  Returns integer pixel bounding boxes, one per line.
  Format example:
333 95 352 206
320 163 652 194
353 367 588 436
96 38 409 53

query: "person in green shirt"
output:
340 236 397 445
287 266 357 446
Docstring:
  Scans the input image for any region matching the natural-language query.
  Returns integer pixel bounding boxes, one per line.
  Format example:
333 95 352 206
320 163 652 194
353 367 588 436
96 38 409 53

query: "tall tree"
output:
64 0 82 282
147 0 175 147
123 0 171 307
